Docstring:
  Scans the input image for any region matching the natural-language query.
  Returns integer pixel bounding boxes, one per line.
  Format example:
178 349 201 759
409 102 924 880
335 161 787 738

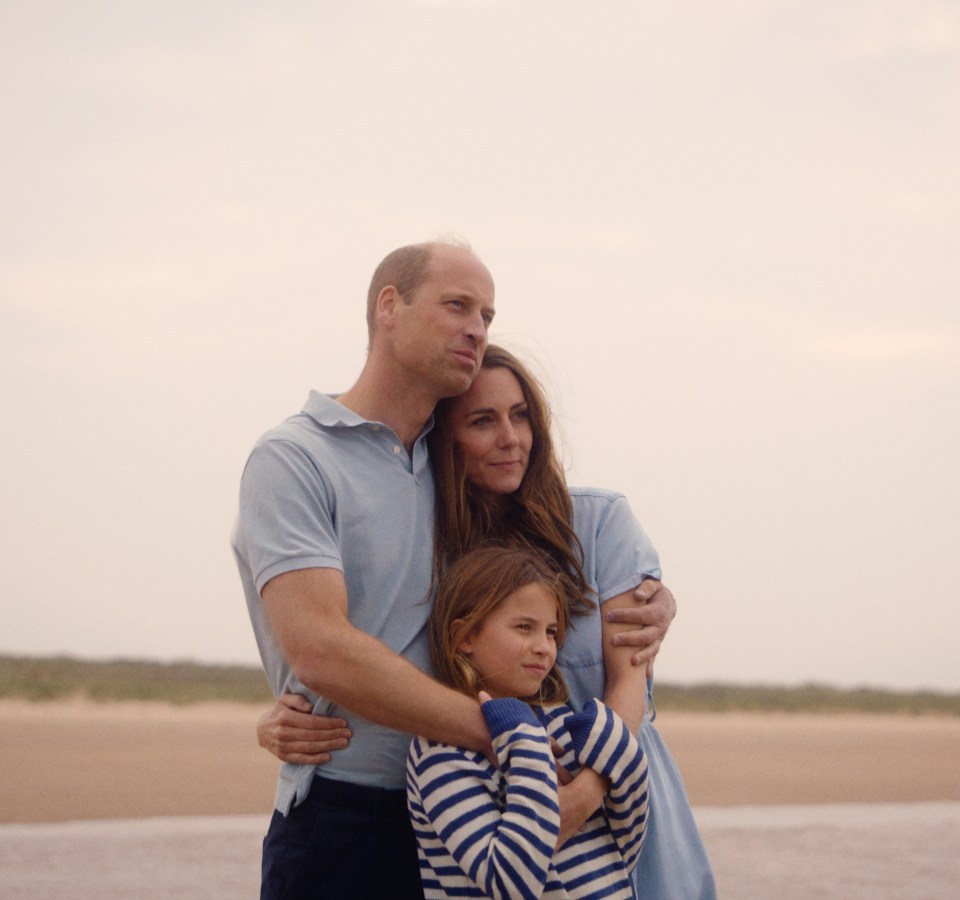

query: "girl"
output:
407 545 649 900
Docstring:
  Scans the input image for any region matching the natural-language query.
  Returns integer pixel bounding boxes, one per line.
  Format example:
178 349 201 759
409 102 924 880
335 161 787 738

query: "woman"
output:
259 345 716 899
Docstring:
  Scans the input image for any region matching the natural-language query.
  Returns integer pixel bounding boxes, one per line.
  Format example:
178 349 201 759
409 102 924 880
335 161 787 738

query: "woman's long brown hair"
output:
428 345 593 617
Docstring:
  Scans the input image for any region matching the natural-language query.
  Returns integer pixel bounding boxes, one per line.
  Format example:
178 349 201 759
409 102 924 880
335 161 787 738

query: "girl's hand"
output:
478 690 493 705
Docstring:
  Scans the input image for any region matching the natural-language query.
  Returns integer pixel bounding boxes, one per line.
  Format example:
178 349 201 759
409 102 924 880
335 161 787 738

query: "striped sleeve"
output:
565 698 649 872
407 698 560 900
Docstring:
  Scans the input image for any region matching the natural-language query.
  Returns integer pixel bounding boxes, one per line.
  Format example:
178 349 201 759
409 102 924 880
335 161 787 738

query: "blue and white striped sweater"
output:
406 697 648 899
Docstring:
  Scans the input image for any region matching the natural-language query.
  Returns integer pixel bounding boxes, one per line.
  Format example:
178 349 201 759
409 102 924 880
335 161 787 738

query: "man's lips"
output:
452 349 478 368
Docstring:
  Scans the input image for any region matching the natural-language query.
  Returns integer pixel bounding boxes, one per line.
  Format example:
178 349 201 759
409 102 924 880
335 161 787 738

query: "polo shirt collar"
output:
301 390 436 440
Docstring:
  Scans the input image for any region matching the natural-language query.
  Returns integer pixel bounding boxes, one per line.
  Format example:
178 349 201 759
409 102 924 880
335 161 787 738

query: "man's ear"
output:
374 285 401 328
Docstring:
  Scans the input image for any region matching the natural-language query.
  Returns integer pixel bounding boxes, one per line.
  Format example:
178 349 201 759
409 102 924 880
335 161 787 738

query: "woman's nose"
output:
497 423 519 447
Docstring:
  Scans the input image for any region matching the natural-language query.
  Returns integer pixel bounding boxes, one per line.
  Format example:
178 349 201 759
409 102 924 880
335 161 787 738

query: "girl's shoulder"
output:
408 734 489 764
532 702 577 730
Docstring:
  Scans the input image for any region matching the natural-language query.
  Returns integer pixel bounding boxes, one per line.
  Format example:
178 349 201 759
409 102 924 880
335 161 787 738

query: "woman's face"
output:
448 366 533 498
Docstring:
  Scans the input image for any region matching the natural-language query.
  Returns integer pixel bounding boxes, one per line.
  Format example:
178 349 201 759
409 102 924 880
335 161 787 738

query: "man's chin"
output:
438 371 475 398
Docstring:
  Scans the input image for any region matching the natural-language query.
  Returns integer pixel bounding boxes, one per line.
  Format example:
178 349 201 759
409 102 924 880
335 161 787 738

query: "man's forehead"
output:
428 248 494 297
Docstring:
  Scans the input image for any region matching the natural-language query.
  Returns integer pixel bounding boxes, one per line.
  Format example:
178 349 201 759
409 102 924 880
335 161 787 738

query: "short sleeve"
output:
589 492 661 604
235 438 344 593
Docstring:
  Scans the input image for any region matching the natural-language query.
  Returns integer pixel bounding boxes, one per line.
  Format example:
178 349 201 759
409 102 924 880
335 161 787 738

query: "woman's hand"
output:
257 694 351 765
605 579 676 672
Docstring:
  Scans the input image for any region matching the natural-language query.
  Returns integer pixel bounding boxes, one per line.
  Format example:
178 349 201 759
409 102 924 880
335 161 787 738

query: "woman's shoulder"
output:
567 485 633 524
568 485 627 503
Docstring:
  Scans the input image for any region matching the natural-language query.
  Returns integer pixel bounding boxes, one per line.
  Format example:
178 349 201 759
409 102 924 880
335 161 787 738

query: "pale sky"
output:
2 1 958 691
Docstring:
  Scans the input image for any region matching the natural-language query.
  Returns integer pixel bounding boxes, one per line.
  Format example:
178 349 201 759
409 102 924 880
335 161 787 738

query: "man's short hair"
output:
365 244 434 340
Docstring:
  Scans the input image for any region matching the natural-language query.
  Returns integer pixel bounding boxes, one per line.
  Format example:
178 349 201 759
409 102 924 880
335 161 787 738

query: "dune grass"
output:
0 654 273 704
1 654 957 714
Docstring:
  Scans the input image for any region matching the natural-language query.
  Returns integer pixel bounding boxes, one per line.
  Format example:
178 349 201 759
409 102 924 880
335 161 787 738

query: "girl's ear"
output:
452 617 475 655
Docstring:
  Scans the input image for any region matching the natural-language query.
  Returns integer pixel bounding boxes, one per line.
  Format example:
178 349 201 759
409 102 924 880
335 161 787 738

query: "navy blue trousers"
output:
261 776 424 900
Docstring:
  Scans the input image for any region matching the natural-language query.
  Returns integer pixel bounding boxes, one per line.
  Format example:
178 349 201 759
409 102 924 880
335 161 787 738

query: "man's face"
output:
392 245 496 399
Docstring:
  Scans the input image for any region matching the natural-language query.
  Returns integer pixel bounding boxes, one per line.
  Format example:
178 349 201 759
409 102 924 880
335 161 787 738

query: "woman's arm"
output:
257 694 351 765
407 696 560 900
601 588 650 734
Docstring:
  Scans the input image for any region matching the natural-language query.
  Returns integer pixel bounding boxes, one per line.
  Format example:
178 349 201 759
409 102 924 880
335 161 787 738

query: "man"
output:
233 241 674 899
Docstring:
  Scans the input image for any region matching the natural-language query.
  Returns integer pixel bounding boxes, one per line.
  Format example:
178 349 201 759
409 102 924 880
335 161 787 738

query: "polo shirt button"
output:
393 445 402 455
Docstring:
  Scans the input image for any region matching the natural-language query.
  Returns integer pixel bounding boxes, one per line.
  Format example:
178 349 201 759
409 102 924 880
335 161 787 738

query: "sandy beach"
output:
2 699 959 897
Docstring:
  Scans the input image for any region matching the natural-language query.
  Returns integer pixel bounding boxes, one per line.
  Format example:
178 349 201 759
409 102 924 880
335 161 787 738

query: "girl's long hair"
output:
428 344 593 617
430 545 570 705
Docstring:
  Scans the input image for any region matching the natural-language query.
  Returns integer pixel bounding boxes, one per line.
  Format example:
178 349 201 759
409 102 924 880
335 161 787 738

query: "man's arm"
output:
606 579 677 672
262 567 490 753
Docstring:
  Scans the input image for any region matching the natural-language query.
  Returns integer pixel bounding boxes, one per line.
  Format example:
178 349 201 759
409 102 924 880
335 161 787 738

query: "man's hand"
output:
605 579 677 671
257 693 351 765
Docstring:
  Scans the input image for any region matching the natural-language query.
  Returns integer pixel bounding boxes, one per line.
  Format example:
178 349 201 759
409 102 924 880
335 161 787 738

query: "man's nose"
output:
464 310 487 344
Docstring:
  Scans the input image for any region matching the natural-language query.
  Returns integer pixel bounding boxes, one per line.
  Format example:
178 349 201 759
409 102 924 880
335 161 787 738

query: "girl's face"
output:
448 367 533 498
458 582 559 699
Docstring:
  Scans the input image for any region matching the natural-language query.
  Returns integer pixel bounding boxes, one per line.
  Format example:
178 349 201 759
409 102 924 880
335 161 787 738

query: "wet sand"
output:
2 700 959 897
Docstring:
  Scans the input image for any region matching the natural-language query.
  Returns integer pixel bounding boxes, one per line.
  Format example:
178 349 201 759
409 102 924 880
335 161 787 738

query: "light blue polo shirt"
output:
232 391 436 808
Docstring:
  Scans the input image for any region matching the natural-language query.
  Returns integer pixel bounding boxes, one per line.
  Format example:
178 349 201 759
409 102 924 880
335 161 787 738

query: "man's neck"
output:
337 371 438 452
